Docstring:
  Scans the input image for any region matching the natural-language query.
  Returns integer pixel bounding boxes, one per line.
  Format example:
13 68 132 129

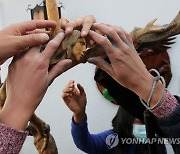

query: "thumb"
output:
77 83 85 96
17 33 50 50
88 57 113 77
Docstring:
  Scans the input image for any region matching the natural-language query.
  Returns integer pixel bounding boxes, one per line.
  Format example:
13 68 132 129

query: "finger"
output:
69 80 75 89
15 33 49 51
23 46 41 58
88 57 113 77
64 18 83 35
113 25 133 46
88 30 114 58
26 29 51 35
65 80 75 91
110 25 128 45
72 84 79 95
63 87 73 94
48 59 72 86
80 15 96 37
62 89 73 96
61 92 71 98
18 20 56 35
68 80 74 85
62 95 72 104
63 80 74 93
60 17 69 29
77 83 86 96
41 32 65 60
123 29 134 46
92 23 126 49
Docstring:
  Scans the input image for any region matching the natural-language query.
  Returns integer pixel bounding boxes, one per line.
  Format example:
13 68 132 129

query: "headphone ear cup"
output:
96 82 117 104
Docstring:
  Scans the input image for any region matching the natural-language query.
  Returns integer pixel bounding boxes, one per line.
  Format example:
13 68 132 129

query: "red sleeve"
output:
0 123 28 153
150 89 179 118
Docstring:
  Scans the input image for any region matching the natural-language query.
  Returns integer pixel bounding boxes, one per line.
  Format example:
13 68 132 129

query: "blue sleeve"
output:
71 114 115 154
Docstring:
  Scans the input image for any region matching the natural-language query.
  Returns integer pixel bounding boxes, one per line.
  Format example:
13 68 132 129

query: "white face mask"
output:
132 124 147 140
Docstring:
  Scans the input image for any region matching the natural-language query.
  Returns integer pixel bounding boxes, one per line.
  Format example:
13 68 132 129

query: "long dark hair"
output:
112 106 135 153
112 106 134 139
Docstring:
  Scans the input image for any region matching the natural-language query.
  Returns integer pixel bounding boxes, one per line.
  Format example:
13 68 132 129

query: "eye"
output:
79 41 86 46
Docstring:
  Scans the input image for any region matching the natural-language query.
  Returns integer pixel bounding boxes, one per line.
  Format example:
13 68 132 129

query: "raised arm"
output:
0 32 71 153
61 81 113 154
88 23 179 118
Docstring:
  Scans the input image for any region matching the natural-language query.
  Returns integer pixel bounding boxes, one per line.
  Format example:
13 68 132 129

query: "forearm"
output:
130 73 163 108
132 75 179 118
71 114 110 153
0 99 33 131
71 114 93 153
129 69 180 118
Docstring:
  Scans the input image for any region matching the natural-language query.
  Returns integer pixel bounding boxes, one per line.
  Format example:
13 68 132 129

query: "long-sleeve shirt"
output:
71 115 116 154
0 123 28 154
150 89 179 118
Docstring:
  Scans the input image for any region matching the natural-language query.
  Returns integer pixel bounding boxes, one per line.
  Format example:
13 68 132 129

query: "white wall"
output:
0 0 180 153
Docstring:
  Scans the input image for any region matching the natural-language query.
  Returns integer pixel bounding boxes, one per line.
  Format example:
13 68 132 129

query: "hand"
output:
88 23 162 104
0 20 56 63
0 32 72 130
61 15 96 48
62 80 87 124
61 15 96 37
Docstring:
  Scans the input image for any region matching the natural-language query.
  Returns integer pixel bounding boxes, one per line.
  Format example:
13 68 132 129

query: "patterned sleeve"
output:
150 89 179 118
0 123 28 154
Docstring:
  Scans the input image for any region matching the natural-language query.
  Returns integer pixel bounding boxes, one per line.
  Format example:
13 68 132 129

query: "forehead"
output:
77 37 86 42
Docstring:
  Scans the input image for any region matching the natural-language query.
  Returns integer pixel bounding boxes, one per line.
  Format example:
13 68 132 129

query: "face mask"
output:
133 124 147 140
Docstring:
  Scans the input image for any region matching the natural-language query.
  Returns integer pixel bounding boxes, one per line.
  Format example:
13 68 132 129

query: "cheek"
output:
78 45 86 53
74 45 86 55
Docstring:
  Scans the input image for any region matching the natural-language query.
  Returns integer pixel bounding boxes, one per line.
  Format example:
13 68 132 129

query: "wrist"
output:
136 69 165 108
0 100 33 130
149 80 164 107
131 73 154 101
73 112 86 124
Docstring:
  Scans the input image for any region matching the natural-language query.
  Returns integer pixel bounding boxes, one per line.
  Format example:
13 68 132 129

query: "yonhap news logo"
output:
106 133 119 149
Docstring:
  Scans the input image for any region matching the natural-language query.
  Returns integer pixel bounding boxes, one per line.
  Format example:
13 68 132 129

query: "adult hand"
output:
88 23 162 104
62 80 87 124
0 32 72 130
61 15 96 37
0 20 56 63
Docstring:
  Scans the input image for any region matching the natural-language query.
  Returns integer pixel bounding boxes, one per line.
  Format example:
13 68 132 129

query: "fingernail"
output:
58 32 65 37
93 23 99 26
65 59 72 67
39 33 49 42
65 27 72 33
81 31 87 37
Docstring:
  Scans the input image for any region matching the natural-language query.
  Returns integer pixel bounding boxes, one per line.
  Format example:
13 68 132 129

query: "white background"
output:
0 0 180 153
